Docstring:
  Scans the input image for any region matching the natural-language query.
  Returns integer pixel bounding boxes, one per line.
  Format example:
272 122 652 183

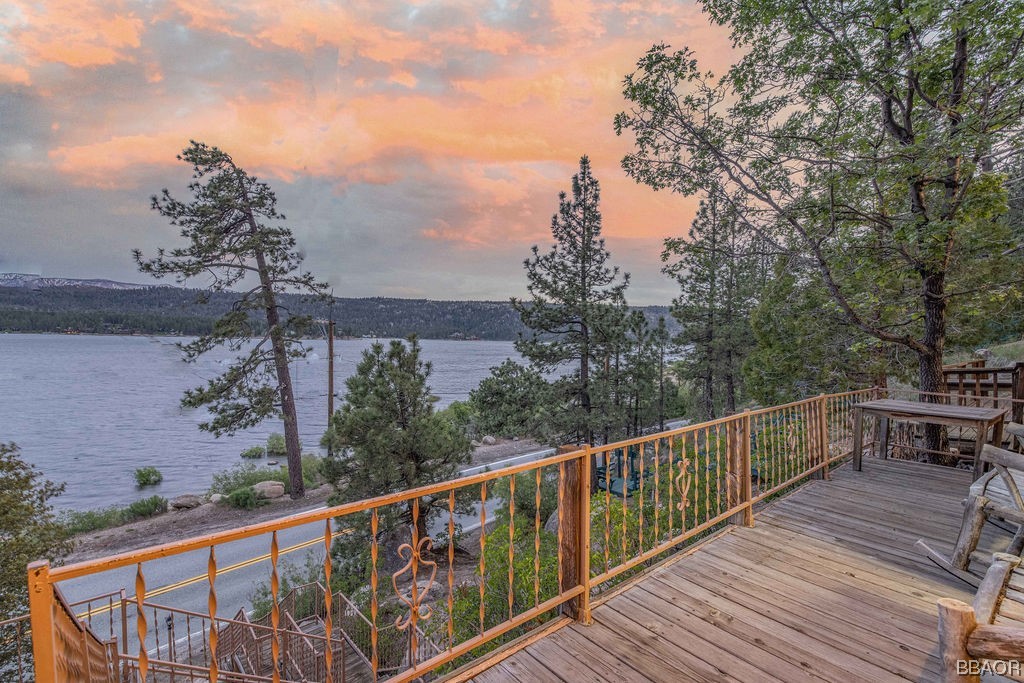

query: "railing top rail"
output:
943 366 1019 375
887 387 1024 404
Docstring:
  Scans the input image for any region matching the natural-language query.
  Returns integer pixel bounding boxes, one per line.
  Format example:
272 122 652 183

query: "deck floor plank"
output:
470 458 1005 682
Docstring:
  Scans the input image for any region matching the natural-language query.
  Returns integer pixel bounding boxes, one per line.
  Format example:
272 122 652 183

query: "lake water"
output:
0 334 518 511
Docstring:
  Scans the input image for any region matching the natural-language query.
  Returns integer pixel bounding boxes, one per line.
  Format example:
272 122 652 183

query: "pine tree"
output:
512 155 630 445
136 142 327 498
663 193 764 419
323 337 472 581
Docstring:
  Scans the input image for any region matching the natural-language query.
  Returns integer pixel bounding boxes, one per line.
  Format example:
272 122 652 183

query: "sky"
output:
0 1 735 305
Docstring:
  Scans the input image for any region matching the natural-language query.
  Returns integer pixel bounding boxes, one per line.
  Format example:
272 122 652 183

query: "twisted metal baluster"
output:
270 532 281 683
557 463 564 593
620 447 628 563
667 436 675 539
638 442 645 551
603 449 611 572
715 424 723 515
507 475 516 620
447 489 455 650
653 438 660 544
479 482 487 637
135 563 148 681
323 519 334 683
370 509 379 680
534 468 541 608
208 547 218 683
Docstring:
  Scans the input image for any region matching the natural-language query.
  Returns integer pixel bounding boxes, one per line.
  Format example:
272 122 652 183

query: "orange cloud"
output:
6 0 143 68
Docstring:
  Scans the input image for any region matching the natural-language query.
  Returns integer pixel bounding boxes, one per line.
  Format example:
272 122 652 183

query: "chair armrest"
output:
968 624 1024 661
973 553 1023 623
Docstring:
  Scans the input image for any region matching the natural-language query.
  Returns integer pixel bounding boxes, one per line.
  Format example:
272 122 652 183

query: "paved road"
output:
60 447 556 653
60 424 688 653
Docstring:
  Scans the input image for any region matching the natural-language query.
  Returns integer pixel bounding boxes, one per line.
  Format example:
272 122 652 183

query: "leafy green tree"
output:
662 193 766 418
616 1 1024 452
323 337 472 587
512 155 630 446
743 260 895 404
136 141 327 497
1 443 71 675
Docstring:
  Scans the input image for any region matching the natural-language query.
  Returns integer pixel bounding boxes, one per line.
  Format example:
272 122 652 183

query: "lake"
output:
0 334 518 511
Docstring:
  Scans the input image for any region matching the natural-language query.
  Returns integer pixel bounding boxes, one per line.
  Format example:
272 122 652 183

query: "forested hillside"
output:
0 286 675 341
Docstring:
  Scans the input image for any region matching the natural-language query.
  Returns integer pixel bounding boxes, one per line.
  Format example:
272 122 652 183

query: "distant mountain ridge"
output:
0 281 677 340
0 272 158 290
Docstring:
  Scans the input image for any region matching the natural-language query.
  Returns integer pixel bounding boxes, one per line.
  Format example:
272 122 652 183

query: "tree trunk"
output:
919 270 949 463
255 249 305 499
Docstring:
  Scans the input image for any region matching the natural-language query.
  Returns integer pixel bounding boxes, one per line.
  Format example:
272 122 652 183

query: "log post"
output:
937 598 979 683
728 412 753 527
1013 362 1024 423
951 494 989 571
557 445 590 622
28 561 58 683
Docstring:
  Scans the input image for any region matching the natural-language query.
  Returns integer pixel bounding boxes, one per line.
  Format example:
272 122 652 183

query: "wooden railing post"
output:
1013 362 1024 423
728 412 754 527
28 560 58 683
557 445 590 622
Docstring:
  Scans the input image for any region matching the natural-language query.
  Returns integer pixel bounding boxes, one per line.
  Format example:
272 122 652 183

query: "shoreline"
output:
65 436 543 563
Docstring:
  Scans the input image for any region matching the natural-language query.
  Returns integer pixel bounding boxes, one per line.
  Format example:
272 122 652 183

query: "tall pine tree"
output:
136 142 327 498
512 156 629 446
323 337 472 574
662 193 765 419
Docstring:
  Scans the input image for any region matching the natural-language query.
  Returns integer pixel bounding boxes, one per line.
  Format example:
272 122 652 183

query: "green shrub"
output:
124 495 168 520
210 462 287 495
211 456 323 497
61 507 125 534
61 495 168 534
266 433 287 457
133 466 163 487
227 487 265 510
240 446 265 459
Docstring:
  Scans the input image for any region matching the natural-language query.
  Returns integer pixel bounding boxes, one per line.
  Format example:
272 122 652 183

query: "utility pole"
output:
327 318 335 458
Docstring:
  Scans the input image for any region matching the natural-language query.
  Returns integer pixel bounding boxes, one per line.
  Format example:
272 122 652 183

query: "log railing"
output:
29 389 880 682
941 360 1024 422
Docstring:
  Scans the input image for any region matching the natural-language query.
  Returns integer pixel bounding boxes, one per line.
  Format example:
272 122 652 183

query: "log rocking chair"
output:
918 438 1024 587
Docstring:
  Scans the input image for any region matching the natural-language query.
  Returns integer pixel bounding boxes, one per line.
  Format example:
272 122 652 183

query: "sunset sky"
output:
0 1 735 304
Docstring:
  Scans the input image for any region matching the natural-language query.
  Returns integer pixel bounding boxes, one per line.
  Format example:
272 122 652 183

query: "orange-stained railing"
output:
28 389 882 682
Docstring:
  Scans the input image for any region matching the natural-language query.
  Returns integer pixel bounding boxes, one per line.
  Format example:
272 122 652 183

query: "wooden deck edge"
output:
439 616 572 683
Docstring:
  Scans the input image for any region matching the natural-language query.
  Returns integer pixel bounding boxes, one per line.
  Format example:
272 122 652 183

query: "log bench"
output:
938 553 1024 682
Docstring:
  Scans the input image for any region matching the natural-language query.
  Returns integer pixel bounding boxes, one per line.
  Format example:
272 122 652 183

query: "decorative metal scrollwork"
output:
675 454 692 513
391 536 438 631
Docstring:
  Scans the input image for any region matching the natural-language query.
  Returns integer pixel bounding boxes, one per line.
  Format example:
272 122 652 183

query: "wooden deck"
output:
471 458 1016 682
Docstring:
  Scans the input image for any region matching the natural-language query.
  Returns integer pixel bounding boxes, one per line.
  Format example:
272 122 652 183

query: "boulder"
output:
481 435 497 446
253 480 286 499
210 493 226 504
170 494 204 510
470 440 481 448
544 509 559 535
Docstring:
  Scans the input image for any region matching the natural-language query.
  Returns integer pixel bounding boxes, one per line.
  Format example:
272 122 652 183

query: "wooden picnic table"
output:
851 399 1007 479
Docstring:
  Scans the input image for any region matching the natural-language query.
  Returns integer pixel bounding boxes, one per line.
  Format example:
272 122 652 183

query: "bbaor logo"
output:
956 660 1021 676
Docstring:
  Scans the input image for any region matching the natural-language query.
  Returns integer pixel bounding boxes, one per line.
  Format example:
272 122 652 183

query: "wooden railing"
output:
29 389 879 682
942 360 1024 422
27 563 119 682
